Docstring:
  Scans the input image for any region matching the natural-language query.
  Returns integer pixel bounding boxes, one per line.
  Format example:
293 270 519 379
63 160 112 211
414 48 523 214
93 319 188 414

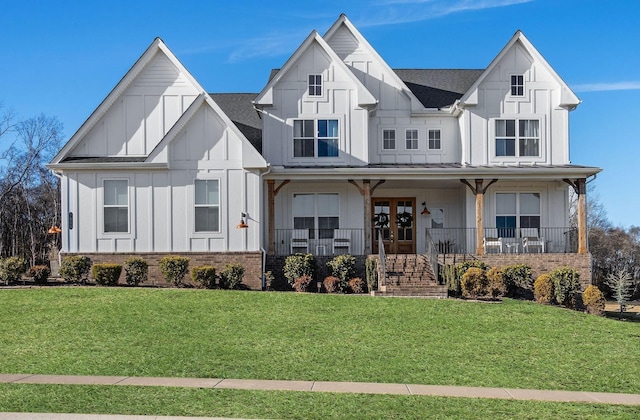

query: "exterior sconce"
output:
236 212 249 229
47 225 62 234
421 202 430 215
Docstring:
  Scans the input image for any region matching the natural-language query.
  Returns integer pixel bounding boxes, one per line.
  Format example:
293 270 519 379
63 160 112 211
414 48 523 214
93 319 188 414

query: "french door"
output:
372 198 415 254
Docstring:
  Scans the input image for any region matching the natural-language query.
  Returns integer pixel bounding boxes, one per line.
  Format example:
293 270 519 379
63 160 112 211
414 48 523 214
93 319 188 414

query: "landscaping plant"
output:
348 277 366 294
29 265 51 285
582 285 605 316
605 268 635 319
365 257 378 291
323 276 342 293
327 254 356 283
191 265 217 289
293 275 312 292
461 267 488 298
283 254 315 286
219 263 245 289
549 267 581 308
92 264 122 286
124 257 148 286
59 255 92 284
533 274 554 304
0 257 28 285
159 255 190 287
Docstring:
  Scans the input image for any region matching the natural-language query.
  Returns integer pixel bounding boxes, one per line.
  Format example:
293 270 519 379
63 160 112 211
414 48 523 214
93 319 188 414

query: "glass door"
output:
372 198 415 254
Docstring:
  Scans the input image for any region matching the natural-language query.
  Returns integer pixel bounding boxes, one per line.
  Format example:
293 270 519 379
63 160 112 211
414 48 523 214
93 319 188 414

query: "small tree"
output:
605 269 635 320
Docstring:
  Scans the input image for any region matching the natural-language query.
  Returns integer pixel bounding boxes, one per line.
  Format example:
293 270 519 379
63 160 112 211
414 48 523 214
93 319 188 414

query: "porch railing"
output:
428 227 578 254
273 228 365 256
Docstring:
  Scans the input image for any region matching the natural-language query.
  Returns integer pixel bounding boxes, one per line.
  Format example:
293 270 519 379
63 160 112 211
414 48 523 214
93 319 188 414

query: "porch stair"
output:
373 254 447 298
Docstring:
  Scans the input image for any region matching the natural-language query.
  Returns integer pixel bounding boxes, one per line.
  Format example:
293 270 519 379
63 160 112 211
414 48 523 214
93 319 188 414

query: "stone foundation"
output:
61 252 264 290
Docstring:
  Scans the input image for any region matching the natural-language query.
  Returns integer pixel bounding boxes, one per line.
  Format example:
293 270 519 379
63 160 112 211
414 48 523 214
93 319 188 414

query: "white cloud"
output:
573 82 640 92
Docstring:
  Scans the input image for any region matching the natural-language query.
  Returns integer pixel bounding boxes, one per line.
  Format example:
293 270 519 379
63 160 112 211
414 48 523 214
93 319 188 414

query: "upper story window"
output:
382 129 396 150
194 179 220 232
405 129 418 150
293 119 339 158
308 74 322 96
511 75 524 96
428 129 441 150
495 119 539 157
103 180 128 233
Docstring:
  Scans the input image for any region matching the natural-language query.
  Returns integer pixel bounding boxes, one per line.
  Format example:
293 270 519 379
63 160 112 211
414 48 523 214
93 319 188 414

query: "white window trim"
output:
305 73 327 101
405 128 419 151
489 116 546 164
191 177 225 238
381 128 397 152
494 191 542 232
510 74 524 97
427 128 442 152
290 117 342 161
99 177 133 238
292 192 341 238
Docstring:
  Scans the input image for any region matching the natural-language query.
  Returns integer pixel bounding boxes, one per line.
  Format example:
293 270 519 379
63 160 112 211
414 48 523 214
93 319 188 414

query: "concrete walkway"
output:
2 373 640 406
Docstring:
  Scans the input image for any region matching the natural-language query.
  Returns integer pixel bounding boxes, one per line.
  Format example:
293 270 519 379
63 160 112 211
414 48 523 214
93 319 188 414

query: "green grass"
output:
0 384 638 419
1 288 639 394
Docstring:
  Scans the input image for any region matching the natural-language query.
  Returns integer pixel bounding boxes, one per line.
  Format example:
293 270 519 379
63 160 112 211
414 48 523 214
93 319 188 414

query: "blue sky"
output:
1 0 638 227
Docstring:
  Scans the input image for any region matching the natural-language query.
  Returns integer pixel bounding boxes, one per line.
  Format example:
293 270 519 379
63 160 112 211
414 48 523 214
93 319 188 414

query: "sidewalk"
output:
1 373 639 406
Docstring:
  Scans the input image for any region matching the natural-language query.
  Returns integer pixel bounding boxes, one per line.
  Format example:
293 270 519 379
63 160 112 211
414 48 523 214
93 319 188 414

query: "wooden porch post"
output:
461 179 498 255
348 179 385 255
267 179 290 254
564 178 588 254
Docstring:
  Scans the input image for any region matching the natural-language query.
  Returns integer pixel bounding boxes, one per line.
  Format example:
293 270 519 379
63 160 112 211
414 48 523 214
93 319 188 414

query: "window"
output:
293 119 339 158
104 180 128 233
293 193 339 239
511 75 524 96
194 180 220 232
428 129 441 150
496 192 540 238
382 129 396 150
405 129 418 150
308 74 322 96
495 119 539 157
430 208 444 229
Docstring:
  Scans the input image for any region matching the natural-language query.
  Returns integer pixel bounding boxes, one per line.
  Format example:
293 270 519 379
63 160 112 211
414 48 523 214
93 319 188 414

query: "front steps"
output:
372 254 447 298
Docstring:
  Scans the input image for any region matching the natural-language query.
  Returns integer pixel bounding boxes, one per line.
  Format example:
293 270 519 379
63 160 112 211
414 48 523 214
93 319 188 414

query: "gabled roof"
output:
459 30 580 108
324 14 425 111
253 30 377 108
395 69 484 109
146 94 267 169
50 38 207 165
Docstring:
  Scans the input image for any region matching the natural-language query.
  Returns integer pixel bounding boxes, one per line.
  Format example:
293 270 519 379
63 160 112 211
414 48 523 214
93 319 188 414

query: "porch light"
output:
421 202 430 215
47 225 62 234
236 212 249 229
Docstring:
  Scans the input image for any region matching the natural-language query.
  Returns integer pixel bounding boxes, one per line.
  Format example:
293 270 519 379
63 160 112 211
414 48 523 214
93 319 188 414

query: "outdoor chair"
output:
290 229 309 254
522 228 545 253
482 228 503 253
332 229 351 255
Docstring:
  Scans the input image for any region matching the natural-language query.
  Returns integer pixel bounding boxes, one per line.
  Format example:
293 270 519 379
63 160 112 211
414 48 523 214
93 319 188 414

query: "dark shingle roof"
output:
209 93 262 153
394 69 484 108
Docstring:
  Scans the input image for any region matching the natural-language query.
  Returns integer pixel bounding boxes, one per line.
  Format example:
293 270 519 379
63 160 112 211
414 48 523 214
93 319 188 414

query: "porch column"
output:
348 179 385 255
267 179 290 254
564 178 588 254
461 179 498 255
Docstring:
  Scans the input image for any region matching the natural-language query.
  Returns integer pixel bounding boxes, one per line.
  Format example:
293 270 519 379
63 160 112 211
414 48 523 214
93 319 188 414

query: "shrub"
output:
502 264 533 298
191 265 217 289
583 285 605 316
461 267 489 298
605 269 635 319
533 274 554 304
0 257 28 285
92 263 122 286
441 264 460 297
219 263 245 289
159 255 190 287
455 260 488 279
283 254 315 286
59 255 92 284
365 258 378 291
550 267 581 308
327 254 356 283
349 277 366 294
124 257 148 286
486 267 506 298
293 275 312 292
29 265 51 285
323 276 343 293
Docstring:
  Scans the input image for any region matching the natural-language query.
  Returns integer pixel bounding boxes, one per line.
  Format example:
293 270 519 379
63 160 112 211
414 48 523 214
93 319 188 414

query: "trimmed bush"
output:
455 260 488 279
349 277 366 294
283 254 315 286
92 263 122 286
124 257 148 286
533 274 554 305
219 263 245 289
293 275 312 292
29 265 51 285
502 264 533 298
0 257 28 285
583 285 605 316
191 265 217 289
461 267 489 298
59 255 92 284
159 255 190 287
365 258 378 291
550 267 581 308
486 267 506 298
323 276 343 293
441 264 460 297
327 254 356 283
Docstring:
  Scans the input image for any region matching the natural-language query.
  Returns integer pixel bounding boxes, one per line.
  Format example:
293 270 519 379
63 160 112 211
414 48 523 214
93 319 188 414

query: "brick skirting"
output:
61 252 264 290
440 253 593 290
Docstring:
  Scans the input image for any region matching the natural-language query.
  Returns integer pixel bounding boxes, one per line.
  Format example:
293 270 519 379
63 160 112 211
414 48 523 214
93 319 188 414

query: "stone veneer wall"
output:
441 253 593 290
61 252 264 290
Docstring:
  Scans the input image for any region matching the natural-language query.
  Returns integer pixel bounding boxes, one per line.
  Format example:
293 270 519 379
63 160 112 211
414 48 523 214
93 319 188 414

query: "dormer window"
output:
308 74 322 96
511 75 524 96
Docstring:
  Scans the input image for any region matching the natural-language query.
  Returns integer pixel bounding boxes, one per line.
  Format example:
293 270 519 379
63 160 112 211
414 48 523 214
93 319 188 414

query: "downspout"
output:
50 170 64 268
259 164 272 290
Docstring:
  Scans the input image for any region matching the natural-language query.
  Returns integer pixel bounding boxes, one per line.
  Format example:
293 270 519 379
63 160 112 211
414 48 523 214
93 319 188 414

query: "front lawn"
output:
0 288 638 393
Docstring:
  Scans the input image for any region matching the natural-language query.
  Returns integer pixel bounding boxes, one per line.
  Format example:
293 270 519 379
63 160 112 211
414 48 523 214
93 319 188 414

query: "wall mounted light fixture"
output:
236 212 249 229
421 202 430 215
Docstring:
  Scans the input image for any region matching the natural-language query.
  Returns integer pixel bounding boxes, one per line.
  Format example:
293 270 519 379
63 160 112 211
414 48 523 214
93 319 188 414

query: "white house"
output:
48 15 600 291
